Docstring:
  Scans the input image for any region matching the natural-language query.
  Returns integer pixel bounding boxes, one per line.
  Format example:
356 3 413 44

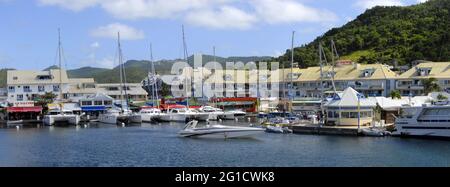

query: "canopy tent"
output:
7 106 42 113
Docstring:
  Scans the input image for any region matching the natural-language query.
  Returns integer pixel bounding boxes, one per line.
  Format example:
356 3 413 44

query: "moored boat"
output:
178 120 265 139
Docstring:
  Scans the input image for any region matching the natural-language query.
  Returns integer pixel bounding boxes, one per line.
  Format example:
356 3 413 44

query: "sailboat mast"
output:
330 40 338 95
290 31 295 114
117 32 125 112
150 43 159 107
58 28 63 101
182 25 189 108
319 43 325 120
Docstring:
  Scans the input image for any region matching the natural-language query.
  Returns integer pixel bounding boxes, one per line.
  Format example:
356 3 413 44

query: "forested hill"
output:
278 0 450 68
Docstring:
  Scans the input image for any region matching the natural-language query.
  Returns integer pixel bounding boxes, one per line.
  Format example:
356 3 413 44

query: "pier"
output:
291 124 395 136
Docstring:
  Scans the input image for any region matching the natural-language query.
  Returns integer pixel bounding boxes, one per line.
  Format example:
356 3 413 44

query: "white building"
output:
6 69 95 105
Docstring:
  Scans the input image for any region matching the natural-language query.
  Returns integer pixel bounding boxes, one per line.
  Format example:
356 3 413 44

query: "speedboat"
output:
139 108 161 122
44 109 80 126
178 120 265 139
393 104 450 139
98 108 142 125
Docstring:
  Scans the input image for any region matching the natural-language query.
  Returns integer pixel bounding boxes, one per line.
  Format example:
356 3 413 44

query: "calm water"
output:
0 119 449 167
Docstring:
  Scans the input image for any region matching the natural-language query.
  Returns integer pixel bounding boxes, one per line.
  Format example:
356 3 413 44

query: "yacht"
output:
139 108 161 122
199 106 224 121
43 108 80 126
178 120 265 139
98 107 142 125
221 109 246 120
393 104 450 139
159 107 209 122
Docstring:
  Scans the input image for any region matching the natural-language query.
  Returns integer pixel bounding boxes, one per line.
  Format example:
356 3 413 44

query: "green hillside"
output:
66 55 272 83
278 0 450 67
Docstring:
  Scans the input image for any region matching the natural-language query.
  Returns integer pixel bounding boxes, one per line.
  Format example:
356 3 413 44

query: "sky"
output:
0 0 428 70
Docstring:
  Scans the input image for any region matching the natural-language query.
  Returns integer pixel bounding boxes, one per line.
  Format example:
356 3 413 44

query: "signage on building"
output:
13 101 35 107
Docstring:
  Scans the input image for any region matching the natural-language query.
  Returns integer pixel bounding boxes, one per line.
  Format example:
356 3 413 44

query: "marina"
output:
1 119 449 167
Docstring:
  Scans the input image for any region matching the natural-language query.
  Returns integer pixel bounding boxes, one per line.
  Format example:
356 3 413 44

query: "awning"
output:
81 106 106 112
7 106 42 113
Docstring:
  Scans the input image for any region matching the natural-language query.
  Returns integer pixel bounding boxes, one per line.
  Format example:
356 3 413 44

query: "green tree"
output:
390 90 402 99
422 77 441 94
34 92 57 113
437 94 448 100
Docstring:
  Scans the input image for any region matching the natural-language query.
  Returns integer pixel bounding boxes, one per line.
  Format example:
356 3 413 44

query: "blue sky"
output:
0 0 427 70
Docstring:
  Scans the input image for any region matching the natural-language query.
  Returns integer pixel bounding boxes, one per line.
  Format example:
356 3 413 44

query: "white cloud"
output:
417 0 428 3
252 0 337 24
101 0 231 20
38 0 339 30
185 6 257 30
38 0 101 11
90 23 145 40
90 42 100 48
354 0 404 9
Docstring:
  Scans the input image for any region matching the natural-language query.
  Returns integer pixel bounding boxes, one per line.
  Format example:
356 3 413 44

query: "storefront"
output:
6 106 43 120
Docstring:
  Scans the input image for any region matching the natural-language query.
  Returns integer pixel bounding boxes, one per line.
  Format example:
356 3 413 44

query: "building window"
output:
8 86 15 93
81 101 92 106
23 86 32 92
17 94 23 101
53 85 60 92
38 85 45 92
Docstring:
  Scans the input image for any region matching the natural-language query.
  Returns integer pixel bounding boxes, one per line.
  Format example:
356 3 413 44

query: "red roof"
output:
7 106 42 113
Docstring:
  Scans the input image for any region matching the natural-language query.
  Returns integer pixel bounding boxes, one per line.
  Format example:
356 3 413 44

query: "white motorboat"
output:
393 104 450 139
98 107 142 125
265 125 293 134
221 109 246 120
139 108 161 122
178 120 265 139
43 109 80 126
199 106 224 121
158 107 209 122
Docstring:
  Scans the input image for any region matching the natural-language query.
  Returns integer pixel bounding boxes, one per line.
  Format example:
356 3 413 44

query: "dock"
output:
291 123 395 136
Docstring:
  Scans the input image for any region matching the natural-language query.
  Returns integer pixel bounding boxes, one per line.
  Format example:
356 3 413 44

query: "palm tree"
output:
390 90 401 99
422 77 441 94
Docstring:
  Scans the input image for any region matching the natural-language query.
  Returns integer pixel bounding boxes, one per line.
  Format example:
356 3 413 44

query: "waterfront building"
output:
6 69 95 105
284 62 398 98
79 93 114 117
395 62 450 96
0 87 7 102
96 83 148 102
325 87 377 126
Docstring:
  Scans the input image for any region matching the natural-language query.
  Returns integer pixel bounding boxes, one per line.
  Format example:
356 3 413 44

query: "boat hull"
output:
44 115 80 126
98 114 142 125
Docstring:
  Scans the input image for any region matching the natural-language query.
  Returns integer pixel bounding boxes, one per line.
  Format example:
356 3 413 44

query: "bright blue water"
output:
0 119 449 167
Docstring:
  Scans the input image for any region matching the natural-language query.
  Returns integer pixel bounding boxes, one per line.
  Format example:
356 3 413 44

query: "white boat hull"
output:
179 124 265 139
140 113 159 122
98 113 142 125
44 115 80 126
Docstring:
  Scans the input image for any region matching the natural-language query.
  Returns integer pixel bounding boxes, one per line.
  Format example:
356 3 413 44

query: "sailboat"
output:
158 25 209 122
98 32 142 125
139 43 162 122
43 29 80 126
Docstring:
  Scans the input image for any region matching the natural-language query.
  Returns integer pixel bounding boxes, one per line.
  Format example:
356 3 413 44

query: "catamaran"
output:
43 29 80 126
98 32 142 125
